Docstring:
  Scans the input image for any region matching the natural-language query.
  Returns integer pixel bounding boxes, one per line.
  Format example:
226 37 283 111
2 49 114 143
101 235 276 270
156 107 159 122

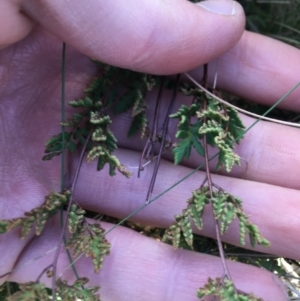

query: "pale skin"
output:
0 0 300 300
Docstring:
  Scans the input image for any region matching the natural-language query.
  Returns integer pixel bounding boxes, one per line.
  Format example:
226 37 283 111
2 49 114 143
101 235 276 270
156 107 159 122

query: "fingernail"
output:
196 0 236 15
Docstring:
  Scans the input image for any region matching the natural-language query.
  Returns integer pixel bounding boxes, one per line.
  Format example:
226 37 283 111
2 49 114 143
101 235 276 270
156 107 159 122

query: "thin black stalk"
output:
145 74 180 203
51 128 93 300
202 64 232 281
139 77 165 177
59 42 80 288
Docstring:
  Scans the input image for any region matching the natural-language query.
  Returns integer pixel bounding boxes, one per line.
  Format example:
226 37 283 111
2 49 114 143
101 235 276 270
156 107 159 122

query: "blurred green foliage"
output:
239 0 300 47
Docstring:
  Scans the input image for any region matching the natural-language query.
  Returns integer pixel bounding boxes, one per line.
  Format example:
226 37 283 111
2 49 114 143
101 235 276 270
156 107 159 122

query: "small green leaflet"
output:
173 121 204 165
226 106 246 143
171 104 204 165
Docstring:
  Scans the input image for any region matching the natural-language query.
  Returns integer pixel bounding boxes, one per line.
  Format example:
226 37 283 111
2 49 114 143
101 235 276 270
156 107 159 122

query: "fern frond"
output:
68 97 94 108
211 191 270 247
66 222 110 273
127 112 148 138
188 188 210 230
215 137 241 172
56 278 101 301
197 278 264 301
60 113 84 127
0 191 70 238
171 104 204 164
6 282 48 301
68 204 86 234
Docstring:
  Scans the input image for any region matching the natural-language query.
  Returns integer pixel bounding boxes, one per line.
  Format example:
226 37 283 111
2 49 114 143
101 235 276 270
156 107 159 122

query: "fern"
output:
6 282 49 301
56 278 101 301
170 104 204 164
197 278 263 301
43 62 162 178
66 222 110 273
0 191 70 238
171 92 245 172
162 73 272 299
163 186 269 250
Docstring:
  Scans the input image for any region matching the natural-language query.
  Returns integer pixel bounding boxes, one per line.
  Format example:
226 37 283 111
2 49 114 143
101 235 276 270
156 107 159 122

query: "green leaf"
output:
43 132 72 160
179 82 205 98
7 282 49 301
84 76 103 93
92 128 106 142
90 112 111 125
61 113 83 127
66 223 110 273
188 204 203 230
197 107 229 122
97 155 106 171
45 143 62 153
173 138 192 165
207 97 221 111
176 211 193 247
108 161 116 176
79 127 90 137
0 191 70 238
215 136 240 172
191 136 205 156
143 74 158 90
175 130 189 139
197 278 264 301
44 132 71 149
127 112 148 137
68 204 85 234
170 103 200 124
68 97 94 108
67 140 76 153
226 106 245 143
190 122 204 154
87 146 105 163
107 155 122 177
105 129 118 152
173 121 204 165
0 221 8 234
113 90 137 114
246 224 270 248
132 91 147 116
56 278 101 301
163 210 194 249
162 223 182 249
44 133 62 147
42 152 61 161
116 164 132 178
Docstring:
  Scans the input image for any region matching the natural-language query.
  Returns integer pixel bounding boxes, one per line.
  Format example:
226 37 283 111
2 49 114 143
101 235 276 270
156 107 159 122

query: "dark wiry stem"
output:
145 74 180 203
139 77 165 177
202 64 232 282
51 128 93 300
36 264 53 283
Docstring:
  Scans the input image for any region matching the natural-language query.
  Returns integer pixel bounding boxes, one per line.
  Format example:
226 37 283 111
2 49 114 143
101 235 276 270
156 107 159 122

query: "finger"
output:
20 0 245 74
74 148 300 261
191 31 300 111
0 0 35 49
9 217 287 301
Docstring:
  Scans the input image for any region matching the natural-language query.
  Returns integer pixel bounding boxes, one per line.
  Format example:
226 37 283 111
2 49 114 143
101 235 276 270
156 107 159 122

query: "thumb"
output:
20 0 245 74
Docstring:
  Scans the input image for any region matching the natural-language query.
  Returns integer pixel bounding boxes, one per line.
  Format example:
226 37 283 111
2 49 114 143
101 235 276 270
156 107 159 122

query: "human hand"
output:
0 0 300 300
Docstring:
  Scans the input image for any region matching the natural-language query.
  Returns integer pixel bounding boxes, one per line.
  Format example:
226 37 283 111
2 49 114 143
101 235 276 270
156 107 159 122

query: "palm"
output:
0 27 96 207
1 26 300 301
